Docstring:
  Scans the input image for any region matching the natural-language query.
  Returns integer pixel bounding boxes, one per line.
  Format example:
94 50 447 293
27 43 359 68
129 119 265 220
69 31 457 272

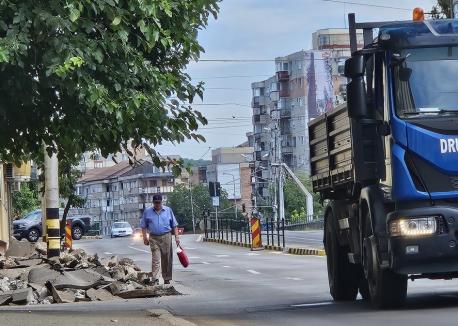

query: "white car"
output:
110 221 133 238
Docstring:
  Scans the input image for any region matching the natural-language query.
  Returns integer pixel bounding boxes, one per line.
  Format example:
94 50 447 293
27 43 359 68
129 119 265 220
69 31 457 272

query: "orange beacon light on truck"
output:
413 7 425 21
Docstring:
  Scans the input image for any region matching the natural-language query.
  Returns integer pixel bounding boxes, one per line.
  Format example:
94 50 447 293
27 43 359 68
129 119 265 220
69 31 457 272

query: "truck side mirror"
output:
345 54 368 118
344 55 364 78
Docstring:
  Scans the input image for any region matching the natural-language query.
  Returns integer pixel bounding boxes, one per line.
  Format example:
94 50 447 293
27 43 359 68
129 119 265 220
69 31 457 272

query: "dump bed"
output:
309 103 354 194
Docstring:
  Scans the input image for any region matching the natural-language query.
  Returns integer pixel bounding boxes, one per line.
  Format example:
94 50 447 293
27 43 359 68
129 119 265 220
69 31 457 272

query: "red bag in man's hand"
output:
176 246 189 268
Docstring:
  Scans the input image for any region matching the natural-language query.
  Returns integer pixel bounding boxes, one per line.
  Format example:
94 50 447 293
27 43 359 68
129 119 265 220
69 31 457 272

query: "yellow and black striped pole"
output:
46 208 60 257
43 142 60 258
64 220 72 250
250 217 263 251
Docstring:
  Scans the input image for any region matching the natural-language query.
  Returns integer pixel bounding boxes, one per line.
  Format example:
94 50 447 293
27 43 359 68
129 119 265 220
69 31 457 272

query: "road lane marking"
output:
269 252 282 255
291 302 333 308
186 247 196 250
104 252 113 255
216 255 229 258
247 269 261 275
246 253 260 256
202 262 211 265
223 266 231 268
285 277 303 281
188 256 201 259
128 246 150 253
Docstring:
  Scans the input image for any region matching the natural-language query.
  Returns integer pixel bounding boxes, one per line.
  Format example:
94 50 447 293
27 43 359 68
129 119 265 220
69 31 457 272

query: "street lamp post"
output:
223 172 238 221
189 180 196 234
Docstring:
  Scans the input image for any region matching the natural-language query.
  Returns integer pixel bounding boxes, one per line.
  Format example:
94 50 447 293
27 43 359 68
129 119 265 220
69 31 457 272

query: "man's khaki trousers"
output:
149 233 173 281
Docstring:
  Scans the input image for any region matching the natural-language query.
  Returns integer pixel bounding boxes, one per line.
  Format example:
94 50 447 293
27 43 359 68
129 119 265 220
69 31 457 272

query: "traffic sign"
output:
212 196 220 207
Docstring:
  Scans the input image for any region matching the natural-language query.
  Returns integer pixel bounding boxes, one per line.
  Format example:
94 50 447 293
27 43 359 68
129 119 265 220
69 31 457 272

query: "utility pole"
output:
43 144 60 258
189 180 196 234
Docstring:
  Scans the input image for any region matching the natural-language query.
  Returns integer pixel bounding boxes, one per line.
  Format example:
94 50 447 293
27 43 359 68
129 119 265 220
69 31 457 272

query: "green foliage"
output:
183 158 211 168
432 0 453 18
0 0 220 171
12 182 40 218
167 183 231 230
283 173 323 221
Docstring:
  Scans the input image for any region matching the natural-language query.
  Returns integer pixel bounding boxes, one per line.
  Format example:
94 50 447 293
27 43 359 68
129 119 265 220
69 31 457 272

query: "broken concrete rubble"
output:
0 242 180 306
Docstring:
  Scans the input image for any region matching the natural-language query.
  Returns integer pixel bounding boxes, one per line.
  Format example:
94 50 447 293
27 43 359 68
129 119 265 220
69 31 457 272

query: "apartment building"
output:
74 160 187 234
250 28 362 205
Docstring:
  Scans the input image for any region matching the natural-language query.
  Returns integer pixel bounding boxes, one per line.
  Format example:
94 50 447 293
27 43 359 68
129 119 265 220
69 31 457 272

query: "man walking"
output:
140 194 180 284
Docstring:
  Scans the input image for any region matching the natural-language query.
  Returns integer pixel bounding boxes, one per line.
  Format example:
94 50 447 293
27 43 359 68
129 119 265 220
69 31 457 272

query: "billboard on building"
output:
306 50 334 119
217 164 241 200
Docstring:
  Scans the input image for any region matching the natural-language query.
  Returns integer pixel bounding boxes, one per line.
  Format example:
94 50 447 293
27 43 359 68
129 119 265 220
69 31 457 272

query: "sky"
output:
156 0 436 160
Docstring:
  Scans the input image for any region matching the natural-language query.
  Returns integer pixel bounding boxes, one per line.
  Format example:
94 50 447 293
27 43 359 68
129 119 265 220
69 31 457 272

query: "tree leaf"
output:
112 16 121 26
69 8 80 22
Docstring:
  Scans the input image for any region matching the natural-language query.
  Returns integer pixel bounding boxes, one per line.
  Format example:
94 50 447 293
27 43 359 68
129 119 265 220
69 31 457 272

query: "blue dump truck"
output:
309 10 458 308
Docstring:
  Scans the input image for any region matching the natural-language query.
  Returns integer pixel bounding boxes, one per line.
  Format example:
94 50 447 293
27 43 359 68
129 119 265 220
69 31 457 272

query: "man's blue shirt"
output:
140 205 178 235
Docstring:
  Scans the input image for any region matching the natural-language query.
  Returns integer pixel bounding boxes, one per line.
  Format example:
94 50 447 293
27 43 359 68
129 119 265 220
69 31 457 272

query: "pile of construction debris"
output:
0 239 180 306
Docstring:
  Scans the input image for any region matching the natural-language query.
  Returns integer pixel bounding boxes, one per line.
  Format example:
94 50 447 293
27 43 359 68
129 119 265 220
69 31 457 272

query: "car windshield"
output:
22 210 41 220
393 46 458 118
113 222 130 228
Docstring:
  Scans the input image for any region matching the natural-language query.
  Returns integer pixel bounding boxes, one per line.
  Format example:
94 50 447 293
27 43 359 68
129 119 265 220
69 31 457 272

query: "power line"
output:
320 0 410 11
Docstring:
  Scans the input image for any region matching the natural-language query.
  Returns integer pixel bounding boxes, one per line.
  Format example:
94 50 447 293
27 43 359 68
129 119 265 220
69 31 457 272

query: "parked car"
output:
110 222 133 238
12 209 92 242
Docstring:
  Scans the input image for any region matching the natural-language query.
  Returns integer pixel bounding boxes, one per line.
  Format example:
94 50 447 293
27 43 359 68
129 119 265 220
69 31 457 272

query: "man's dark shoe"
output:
164 280 171 285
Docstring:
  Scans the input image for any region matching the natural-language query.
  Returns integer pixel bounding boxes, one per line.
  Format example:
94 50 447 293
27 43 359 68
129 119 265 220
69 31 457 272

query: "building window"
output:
162 179 167 187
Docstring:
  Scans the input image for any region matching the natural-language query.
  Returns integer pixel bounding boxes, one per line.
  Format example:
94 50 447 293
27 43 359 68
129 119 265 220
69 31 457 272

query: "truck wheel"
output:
27 228 40 243
72 226 83 240
363 213 407 308
325 210 359 301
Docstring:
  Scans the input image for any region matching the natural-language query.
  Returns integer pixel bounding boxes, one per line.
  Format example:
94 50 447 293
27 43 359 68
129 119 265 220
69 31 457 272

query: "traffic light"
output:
242 203 246 213
209 181 221 197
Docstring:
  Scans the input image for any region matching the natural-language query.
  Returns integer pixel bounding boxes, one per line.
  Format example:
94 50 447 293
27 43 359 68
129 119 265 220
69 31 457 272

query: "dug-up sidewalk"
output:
0 309 197 326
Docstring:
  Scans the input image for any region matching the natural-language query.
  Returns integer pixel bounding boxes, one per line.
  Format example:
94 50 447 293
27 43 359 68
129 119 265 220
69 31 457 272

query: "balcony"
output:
281 126 291 135
276 70 289 81
252 96 260 108
282 146 294 154
279 88 290 98
280 108 291 118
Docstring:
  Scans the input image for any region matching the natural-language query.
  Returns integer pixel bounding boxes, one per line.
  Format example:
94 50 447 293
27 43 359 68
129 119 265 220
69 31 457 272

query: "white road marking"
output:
216 254 229 258
104 252 113 255
202 262 211 265
285 277 303 281
196 235 203 242
291 302 333 308
247 269 261 275
128 246 150 253
269 252 282 255
223 265 231 268
185 247 196 250
246 253 260 256
188 256 201 259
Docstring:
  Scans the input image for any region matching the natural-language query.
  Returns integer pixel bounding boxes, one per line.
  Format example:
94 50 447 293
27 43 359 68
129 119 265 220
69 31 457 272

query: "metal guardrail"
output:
204 217 286 249
283 218 324 231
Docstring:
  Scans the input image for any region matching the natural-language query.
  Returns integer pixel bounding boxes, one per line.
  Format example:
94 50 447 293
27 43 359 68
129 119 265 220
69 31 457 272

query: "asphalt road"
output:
6 234 458 326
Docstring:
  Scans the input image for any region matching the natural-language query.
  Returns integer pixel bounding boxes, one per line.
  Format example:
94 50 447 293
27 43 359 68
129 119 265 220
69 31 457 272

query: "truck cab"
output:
309 11 458 308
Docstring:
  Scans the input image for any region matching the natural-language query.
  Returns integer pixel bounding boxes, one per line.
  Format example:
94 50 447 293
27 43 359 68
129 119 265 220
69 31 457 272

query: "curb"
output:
203 237 250 248
147 309 197 326
81 235 103 240
203 237 325 256
288 247 326 256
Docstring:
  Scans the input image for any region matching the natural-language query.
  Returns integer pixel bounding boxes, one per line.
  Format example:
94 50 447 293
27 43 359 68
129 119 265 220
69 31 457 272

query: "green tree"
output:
432 0 453 18
0 1 219 171
283 173 323 221
12 182 40 218
167 184 231 231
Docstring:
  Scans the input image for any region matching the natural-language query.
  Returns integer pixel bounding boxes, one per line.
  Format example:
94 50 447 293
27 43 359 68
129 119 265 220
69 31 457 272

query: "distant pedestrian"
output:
140 194 180 285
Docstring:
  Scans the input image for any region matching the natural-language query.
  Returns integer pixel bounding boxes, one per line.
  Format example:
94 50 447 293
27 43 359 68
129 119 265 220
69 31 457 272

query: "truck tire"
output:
27 228 40 243
325 209 359 301
363 212 407 308
72 225 84 240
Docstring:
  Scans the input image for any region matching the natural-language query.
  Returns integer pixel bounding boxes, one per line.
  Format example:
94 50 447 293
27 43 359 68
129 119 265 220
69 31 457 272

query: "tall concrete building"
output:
251 28 362 205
